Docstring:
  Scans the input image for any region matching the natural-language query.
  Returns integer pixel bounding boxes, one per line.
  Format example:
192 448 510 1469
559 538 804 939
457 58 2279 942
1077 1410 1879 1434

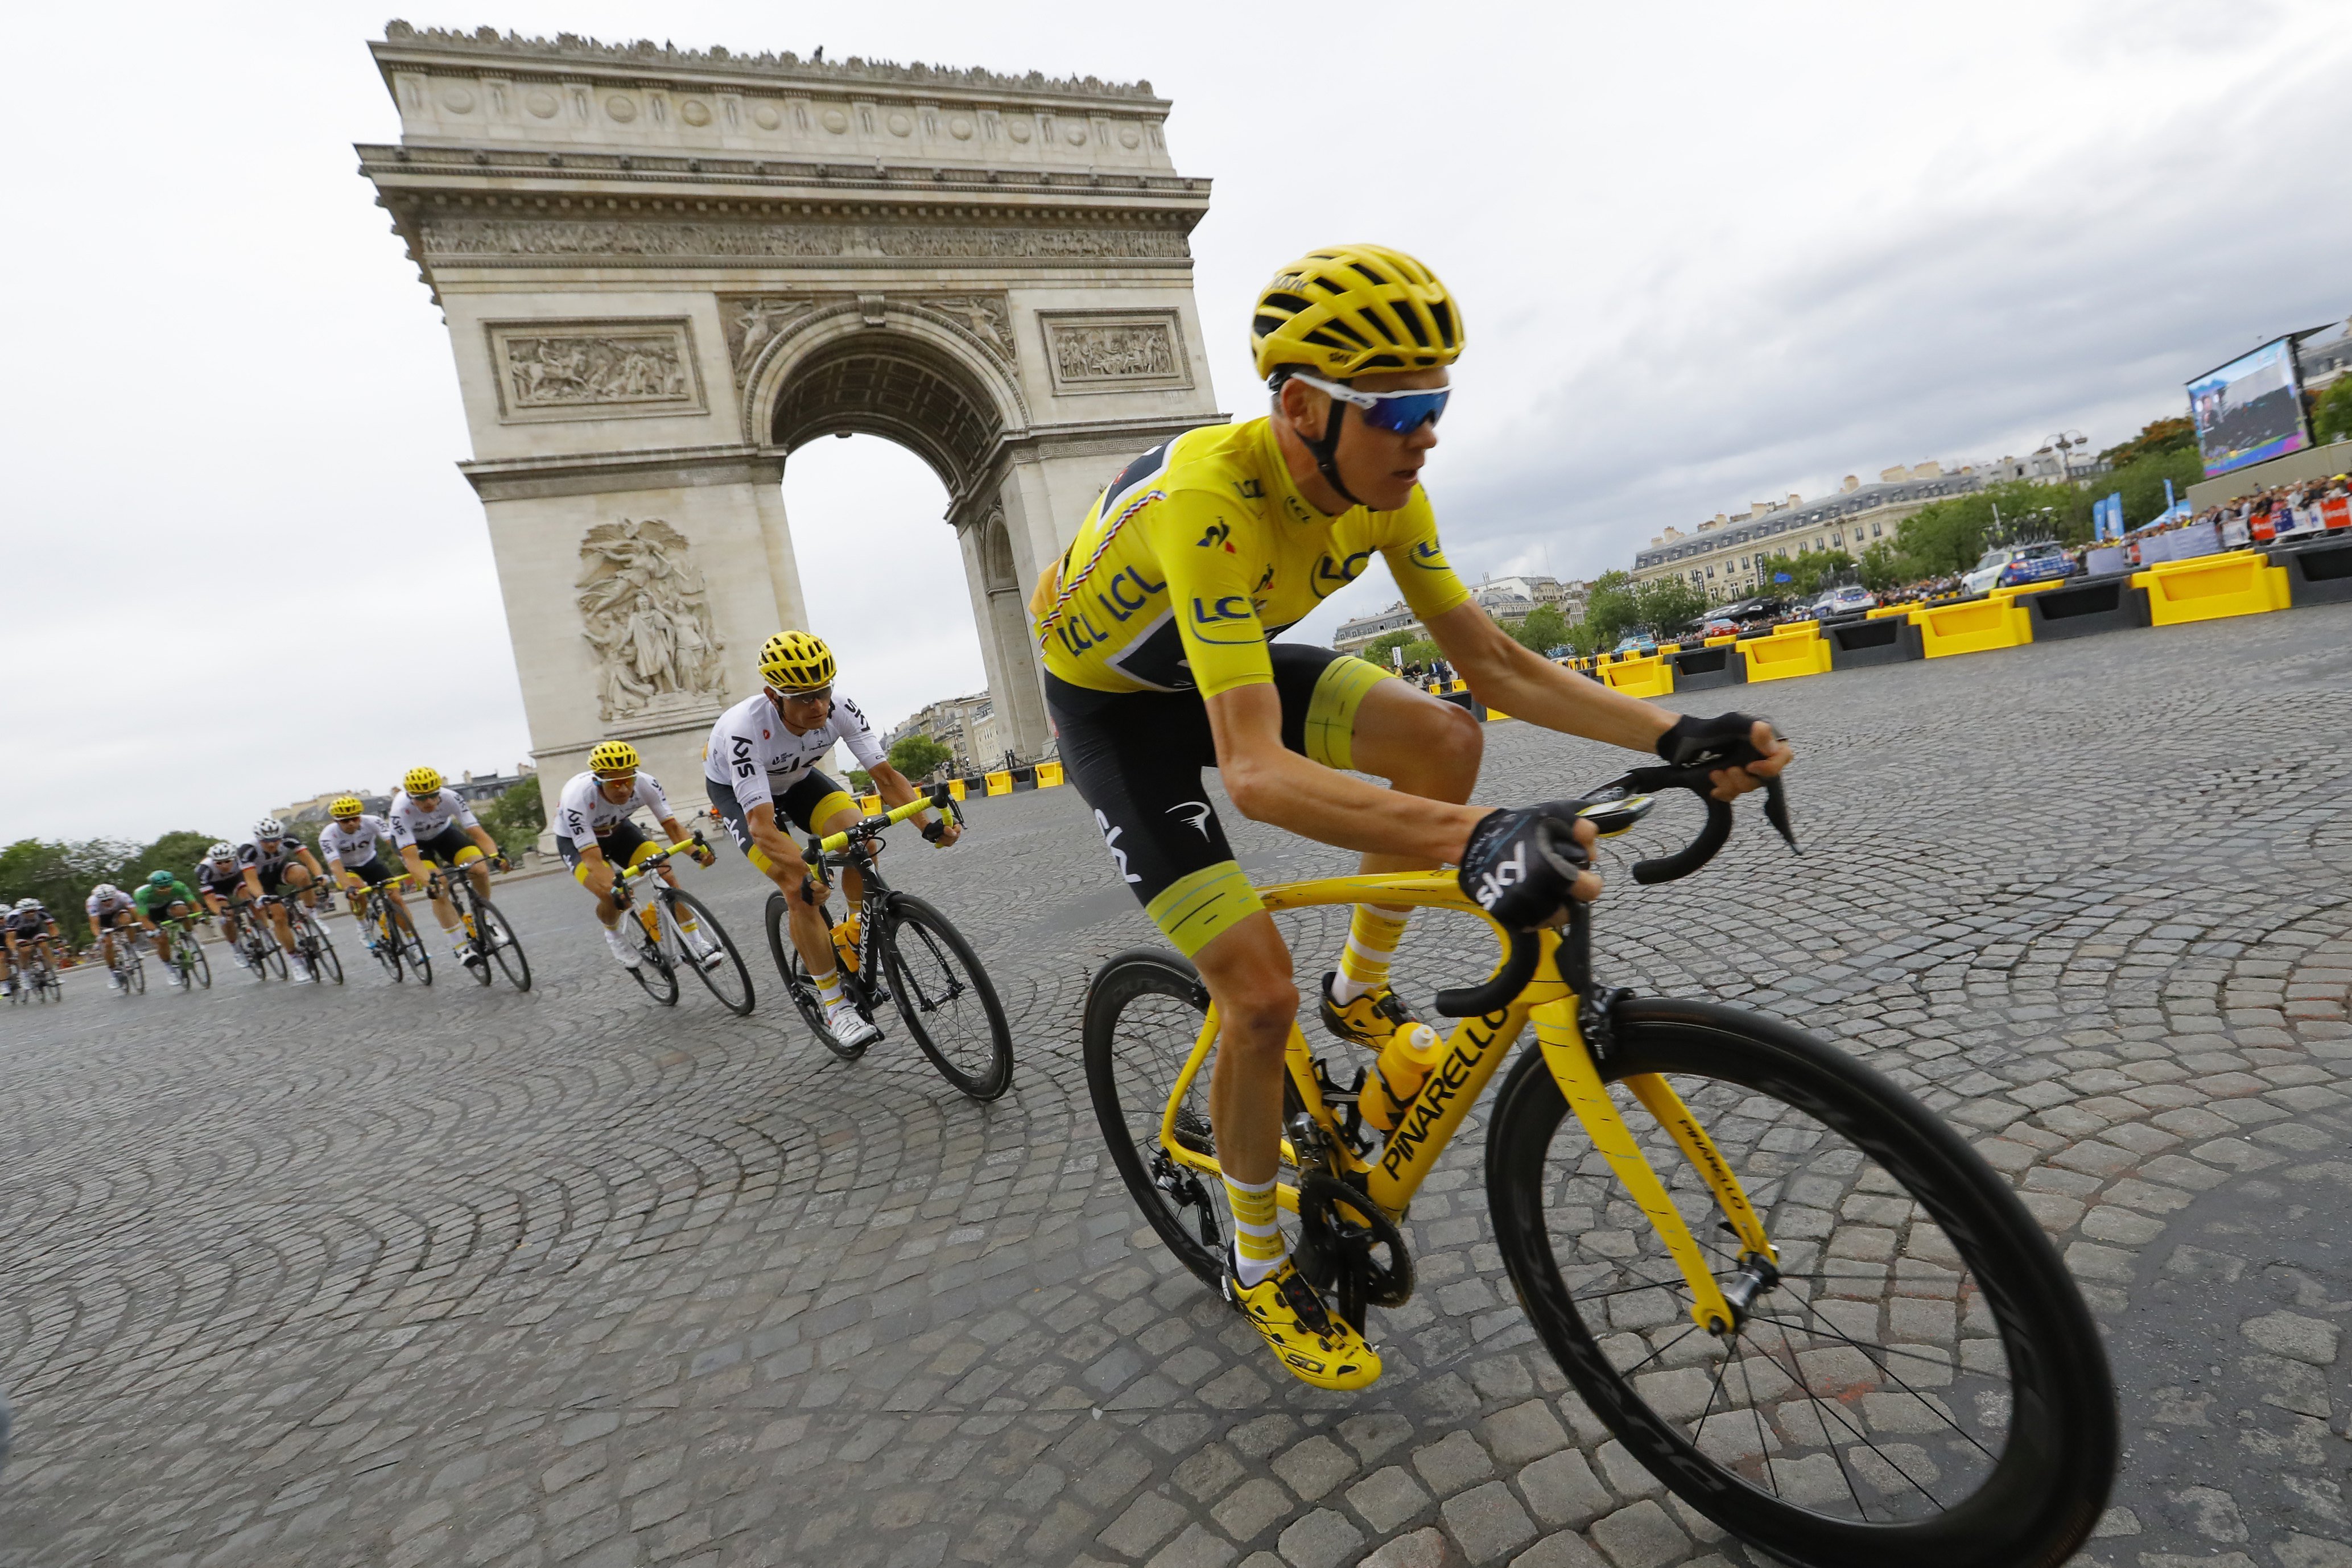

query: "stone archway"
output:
357 23 1223 815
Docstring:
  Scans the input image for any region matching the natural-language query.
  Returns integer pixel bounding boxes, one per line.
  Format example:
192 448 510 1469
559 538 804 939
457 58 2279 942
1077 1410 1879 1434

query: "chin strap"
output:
1278 374 1364 510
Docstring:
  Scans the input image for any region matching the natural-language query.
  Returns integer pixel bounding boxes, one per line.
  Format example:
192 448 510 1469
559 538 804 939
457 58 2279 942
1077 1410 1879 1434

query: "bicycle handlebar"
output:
1434 927 1541 1018
814 786 960 856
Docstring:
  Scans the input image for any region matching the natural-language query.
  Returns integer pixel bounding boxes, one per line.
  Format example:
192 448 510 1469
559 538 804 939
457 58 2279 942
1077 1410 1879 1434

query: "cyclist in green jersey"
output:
1034 244 1791 1390
135 871 203 987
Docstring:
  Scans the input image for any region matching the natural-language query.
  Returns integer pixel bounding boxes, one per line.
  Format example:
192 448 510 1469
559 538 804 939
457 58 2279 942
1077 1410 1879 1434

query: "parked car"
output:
1610 633 1659 657
1809 584 1877 619
1961 542 2077 597
1697 617 1741 639
1715 595 1789 626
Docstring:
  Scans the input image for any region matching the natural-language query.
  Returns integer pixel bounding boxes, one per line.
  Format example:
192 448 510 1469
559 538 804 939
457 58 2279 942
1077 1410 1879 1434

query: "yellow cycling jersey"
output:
1032 417 1474 698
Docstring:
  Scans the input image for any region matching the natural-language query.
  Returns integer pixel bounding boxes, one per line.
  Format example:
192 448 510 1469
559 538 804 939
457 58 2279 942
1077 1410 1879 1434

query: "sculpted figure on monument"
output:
576 518 727 720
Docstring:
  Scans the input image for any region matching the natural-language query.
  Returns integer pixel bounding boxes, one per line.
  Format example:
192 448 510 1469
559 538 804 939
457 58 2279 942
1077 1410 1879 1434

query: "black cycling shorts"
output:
706 771 857 873
340 855 394 888
411 826 483 868
1047 643 1394 957
556 819 654 881
255 858 304 894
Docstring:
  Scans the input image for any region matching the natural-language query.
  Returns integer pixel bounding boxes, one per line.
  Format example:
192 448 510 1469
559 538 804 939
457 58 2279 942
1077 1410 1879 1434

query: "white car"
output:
1810 585 1876 618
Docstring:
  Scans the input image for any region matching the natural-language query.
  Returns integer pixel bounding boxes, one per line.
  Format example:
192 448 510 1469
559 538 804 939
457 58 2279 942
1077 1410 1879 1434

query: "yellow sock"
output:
814 967 844 1005
1224 1174 1285 1286
1332 904 1413 1005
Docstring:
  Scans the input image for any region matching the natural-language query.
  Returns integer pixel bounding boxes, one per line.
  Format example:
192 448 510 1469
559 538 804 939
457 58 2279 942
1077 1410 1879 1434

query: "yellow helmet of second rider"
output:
1249 243 1464 384
588 740 640 777
759 631 836 693
403 766 444 797
329 796 365 820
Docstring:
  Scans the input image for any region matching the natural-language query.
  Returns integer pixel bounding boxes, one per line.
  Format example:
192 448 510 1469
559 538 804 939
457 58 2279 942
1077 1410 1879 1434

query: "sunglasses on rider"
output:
1283 372 1451 435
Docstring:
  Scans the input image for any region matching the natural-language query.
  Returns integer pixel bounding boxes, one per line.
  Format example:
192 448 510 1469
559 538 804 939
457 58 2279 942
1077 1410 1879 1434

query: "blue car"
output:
1962 542 2076 596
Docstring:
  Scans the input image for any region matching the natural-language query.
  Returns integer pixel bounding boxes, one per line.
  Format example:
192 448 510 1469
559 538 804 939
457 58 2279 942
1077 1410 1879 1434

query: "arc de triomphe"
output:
358 23 1220 814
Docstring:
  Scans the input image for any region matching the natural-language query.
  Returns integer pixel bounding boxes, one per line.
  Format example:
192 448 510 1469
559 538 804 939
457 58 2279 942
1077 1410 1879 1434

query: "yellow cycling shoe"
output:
1224 1256 1383 1392
1318 972 1421 1053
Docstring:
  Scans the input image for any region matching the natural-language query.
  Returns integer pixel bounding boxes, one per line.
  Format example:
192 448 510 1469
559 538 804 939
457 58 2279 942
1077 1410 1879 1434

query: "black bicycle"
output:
763 790 1013 1101
356 874 432 984
103 927 147 996
224 901 287 981
608 835 754 1014
163 917 211 990
286 897 343 985
426 856 530 992
7 949 62 1004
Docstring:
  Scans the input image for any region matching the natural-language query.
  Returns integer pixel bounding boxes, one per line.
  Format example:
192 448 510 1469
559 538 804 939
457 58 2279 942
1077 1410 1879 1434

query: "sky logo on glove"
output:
1472 843 1527 911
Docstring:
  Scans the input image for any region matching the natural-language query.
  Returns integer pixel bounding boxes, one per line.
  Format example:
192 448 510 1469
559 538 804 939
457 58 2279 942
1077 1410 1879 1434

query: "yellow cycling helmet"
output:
329 796 365 820
1250 243 1464 383
759 630 836 693
403 766 444 796
588 740 640 777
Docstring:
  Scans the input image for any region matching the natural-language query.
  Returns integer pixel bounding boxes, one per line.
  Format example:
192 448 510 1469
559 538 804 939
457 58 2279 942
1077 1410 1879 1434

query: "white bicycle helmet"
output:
92 884 119 901
207 843 236 861
254 818 286 840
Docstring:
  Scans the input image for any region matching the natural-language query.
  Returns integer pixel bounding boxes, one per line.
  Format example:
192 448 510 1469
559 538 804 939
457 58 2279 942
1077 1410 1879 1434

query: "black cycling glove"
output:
1458 804 1590 927
1655 712 1774 770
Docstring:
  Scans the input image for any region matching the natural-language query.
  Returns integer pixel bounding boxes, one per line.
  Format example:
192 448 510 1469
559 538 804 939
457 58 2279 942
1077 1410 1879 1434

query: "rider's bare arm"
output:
1425 601 1794 801
1206 683 1490 864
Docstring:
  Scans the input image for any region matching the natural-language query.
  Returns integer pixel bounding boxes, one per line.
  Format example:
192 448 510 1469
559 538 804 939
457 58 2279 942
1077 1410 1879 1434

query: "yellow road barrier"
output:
857 793 883 815
1037 760 1064 787
1741 625 1831 683
2132 550 2292 626
1600 655 1675 699
984 770 1012 797
1908 596 2032 658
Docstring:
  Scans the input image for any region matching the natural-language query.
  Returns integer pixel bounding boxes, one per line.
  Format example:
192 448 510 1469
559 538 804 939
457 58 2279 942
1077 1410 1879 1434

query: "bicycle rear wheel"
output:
477 899 530 991
303 914 343 985
764 895 868 1059
1084 949 1227 1289
666 890 753 1016
1484 997 2116 1568
372 907 405 981
882 893 1011 1100
183 933 211 989
127 952 146 995
258 936 287 980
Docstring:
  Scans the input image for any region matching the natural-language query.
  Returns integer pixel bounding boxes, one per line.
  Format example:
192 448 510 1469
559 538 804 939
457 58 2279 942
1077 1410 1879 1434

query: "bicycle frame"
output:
1156 869 1778 1335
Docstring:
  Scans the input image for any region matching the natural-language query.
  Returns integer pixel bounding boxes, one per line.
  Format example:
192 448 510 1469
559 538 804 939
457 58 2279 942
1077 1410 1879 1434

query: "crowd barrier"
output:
1669 643 1746 691
1742 623 1833 683
2275 534 2352 605
2132 551 2291 626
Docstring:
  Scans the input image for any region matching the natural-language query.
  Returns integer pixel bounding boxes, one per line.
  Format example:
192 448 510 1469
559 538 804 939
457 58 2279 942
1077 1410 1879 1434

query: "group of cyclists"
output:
6 244 1794 1405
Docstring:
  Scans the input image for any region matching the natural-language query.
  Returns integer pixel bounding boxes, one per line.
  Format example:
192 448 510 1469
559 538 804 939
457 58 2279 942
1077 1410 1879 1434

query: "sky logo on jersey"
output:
1198 521 1236 553
1095 811 1142 884
731 735 757 781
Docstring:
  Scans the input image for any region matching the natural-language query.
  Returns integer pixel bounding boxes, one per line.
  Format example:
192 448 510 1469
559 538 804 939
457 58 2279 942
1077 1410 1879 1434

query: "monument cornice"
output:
457 443 782 501
373 22 1170 113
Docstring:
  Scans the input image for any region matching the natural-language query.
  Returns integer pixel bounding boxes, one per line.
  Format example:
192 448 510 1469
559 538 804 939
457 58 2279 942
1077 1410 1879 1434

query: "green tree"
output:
1508 603 1572 655
2310 377 2352 444
1632 575 1709 638
1398 637 1445 670
1582 570 1639 647
1857 541 1908 594
2098 416 2196 468
477 781 548 858
889 733 955 782
1359 628 1418 669
848 769 875 792
1784 548 1856 596
1560 618 1606 657
126 831 224 886
2111 444 2205 527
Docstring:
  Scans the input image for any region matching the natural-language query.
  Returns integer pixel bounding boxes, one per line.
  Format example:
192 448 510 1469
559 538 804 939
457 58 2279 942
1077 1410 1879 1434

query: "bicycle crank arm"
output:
1530 997 1740 1335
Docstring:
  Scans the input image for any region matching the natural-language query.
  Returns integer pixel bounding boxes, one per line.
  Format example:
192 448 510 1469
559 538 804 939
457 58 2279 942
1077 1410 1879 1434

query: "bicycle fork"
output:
1530 996 1780 1335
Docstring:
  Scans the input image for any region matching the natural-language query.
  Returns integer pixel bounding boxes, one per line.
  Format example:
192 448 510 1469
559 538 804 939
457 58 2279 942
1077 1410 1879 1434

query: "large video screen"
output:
2187 336 2310 477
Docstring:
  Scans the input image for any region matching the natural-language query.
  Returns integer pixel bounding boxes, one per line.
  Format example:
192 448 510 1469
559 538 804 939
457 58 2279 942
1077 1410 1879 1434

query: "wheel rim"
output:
882 901 1009 1097
1086 958 1226 1284
669 893 752 1015
480 901 530 991
1497 1021 2110 1557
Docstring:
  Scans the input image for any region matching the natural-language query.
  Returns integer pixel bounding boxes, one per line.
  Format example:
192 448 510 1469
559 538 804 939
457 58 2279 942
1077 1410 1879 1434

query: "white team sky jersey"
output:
319 815 390 866
702 692 886 811
387 790 482 849
556 771 674 843
85 890 137 918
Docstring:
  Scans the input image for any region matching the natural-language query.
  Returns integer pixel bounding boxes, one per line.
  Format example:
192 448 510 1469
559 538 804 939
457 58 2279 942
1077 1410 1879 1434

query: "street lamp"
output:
2046 430 2089 475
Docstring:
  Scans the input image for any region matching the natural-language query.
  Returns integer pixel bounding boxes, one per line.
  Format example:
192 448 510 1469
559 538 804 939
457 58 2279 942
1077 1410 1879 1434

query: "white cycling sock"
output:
814 967 844 1006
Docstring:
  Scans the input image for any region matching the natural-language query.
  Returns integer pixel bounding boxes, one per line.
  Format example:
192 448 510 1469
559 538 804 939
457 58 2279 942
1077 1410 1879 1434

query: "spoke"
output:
1776 1316 1875 1522
1731 1343 1778 1498
1617 1322 1702 1378
1690 1336 1736 1445
1748 1310 1996 1462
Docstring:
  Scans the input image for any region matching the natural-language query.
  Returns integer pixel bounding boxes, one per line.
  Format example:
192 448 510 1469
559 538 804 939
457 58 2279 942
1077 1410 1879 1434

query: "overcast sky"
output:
4 0 2347 844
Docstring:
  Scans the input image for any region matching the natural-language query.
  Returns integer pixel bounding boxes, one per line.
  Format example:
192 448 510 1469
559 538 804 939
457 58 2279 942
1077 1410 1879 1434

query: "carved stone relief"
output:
919 296 1013 359
576 518 728 723
720 296 820 370
1038 311 1190 394
426 218 1190 263
488 319 704 423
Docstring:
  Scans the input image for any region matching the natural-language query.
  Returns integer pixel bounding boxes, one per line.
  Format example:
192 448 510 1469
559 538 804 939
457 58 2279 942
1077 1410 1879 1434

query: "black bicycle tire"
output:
881 893 1012 1100
259 934 287 980
373 906 404 981
304 915 344 985
477 898 530 991
667 889 754 1016
1484 997 2117 1568
632 923 680 1004
1083 948 1227 1288
764 894 865 1059
128 951 146 995
186 933 211 989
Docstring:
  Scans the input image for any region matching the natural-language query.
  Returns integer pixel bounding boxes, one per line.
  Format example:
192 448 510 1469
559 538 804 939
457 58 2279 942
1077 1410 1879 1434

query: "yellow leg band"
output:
625 840 663 869
453 845 484 866
572 862 596 886
1145 861 1266 959
807 791 855 832
1305 655 1394 771
746 844 778 875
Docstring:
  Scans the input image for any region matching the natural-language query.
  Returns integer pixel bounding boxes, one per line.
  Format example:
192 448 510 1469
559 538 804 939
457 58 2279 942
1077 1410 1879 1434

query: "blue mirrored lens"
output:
1355 389 1449 434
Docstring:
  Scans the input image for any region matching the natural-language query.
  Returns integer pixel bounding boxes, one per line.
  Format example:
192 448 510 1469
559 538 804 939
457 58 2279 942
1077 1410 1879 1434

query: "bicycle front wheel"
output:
258 938 286 981
765 895 867 1059
1484 997 2116 1568
304 917 343 985
881 893 1010 1100
667 890 753 1016
184 934 211 989
477 899 530 991
1083 949 1227 1289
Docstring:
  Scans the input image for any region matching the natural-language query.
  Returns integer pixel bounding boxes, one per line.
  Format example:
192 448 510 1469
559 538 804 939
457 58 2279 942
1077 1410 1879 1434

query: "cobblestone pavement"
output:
4 603 2350 1568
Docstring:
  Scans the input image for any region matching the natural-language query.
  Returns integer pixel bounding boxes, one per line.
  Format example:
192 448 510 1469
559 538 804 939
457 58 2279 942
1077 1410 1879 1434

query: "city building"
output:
1332 574 1589 654
1631 465 1991 597
885 692 1005 778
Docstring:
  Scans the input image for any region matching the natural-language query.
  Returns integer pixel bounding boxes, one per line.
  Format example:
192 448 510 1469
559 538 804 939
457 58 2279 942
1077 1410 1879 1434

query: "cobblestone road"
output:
5 604 2350 1568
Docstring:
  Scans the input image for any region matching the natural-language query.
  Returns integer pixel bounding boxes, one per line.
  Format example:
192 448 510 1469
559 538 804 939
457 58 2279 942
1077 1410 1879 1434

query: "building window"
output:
1872 521 1883 538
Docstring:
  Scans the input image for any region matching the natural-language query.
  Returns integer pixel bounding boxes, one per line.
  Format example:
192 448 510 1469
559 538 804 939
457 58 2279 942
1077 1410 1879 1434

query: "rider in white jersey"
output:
702 630 958 1046
389 768 506 972
84 885 151 991
556 741 719 971
318 797 418 946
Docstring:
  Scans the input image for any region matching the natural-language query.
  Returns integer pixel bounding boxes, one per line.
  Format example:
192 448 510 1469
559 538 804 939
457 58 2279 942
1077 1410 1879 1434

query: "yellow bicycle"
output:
1084 768 2116 1568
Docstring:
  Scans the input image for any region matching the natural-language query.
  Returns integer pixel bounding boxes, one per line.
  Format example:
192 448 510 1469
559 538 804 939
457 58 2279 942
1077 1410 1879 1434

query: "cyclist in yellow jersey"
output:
1034 244 1792 1392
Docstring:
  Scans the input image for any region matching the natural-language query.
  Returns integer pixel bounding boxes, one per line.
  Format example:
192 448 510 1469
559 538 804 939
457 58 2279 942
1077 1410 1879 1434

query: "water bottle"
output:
1357 1023 1448 1132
